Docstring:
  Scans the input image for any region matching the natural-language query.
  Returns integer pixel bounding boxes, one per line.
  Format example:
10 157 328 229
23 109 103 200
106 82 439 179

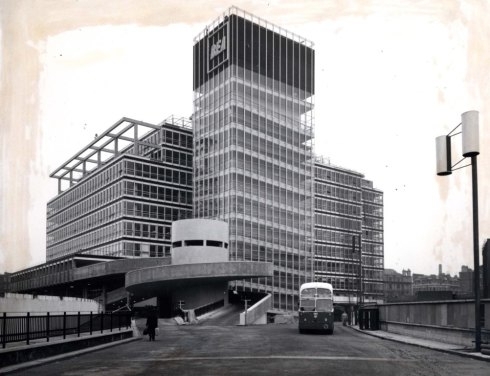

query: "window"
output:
185 240 204 246
207 240 223 247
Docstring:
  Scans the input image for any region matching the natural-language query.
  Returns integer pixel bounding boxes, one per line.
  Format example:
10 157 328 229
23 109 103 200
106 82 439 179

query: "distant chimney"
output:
439 264 442 276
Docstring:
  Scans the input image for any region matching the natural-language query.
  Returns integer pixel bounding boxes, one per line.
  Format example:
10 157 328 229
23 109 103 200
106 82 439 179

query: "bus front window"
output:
315 299 333 312
316 288 332 299
300 298 316 311
299 288 316 311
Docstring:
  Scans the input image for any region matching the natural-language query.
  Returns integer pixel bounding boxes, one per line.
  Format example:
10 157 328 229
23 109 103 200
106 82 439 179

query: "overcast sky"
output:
1 0 489 276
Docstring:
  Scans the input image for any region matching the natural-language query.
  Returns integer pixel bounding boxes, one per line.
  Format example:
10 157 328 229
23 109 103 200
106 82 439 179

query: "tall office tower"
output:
314 158 384 305
193 7 315 310
46 117 193 261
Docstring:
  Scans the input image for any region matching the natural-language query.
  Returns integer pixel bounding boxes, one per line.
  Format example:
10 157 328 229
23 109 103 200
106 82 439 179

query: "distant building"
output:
458 265 473 295
413 264 459 296
383 269 412 301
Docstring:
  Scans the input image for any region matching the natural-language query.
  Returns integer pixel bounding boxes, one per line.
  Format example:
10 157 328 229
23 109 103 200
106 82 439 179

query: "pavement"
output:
1 321 489 374
350 325 490 362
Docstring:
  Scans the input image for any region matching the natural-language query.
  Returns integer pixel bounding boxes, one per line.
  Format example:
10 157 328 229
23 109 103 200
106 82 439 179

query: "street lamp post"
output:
436 110 481 352
352 234 363 306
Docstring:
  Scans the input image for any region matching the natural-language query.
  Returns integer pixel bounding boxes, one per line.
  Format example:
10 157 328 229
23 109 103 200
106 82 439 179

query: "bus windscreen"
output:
301 288 316 297
315 299 333 312
316 288 332 298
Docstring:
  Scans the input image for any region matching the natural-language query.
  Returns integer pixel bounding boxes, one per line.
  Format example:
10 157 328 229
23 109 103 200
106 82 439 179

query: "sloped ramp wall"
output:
239 294 271 325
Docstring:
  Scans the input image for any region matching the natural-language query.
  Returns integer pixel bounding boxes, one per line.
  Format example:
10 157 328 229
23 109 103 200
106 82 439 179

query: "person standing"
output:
146 309 158 341
341 311 348 326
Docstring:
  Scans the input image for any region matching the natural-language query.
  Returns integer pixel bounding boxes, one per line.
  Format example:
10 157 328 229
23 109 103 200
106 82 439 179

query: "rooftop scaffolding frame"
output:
50 116 191 193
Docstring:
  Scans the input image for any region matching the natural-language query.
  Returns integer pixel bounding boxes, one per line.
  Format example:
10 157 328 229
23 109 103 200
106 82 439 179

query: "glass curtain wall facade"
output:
46 120 193 261
314 159 384 303
314 160 363 301
193 7 315 311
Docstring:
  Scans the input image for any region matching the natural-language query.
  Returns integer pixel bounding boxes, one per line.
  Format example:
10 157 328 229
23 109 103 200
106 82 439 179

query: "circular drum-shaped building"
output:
171 219 229 265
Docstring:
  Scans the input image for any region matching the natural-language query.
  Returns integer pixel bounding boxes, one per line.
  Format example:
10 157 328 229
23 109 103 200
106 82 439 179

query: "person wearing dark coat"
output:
146 310 158 341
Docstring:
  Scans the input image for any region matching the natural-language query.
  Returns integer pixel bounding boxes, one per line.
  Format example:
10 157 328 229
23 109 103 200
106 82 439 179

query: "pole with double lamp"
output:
435 110 481 352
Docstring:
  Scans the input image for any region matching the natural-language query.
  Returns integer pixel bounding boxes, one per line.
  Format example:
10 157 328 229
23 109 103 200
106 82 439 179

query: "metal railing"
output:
0 311 132 348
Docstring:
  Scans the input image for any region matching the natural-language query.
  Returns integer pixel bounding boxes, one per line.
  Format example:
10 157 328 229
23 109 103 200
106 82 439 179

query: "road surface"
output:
11 323 489 376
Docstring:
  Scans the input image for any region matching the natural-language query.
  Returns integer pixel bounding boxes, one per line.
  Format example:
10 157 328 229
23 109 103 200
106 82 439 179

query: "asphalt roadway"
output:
8 324 490 376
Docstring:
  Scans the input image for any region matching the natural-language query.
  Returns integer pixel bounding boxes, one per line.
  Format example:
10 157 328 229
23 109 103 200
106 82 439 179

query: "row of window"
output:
315 248 383 269
47 222 122 261
48 186 192 241
83 241 170 258
315 198 361 217
231 196 309 225
315 259 384 275
194 168 309 203
195 130 308 170
194 192 311 222
363 203 383 217
195 103 312 151
126 161 192 186
315 244 361 260
172 240 229 248
315 229 360 245
48 160 126 216
138 126 192 152
233 240 311 266
363 217 383 230
123 221 171 240
236 249 310 273
49 155 192 217
151 148 193 168
123 242 170 257
48 180 123 231
315 167 362 187
198 79 309 124
359 242 384 256
124 181 192 205
362 230 384 242
362 190 383 204
229 173 308 207
196 150 309 187
315 229 383 246
230 218 311 250
124 201 192 222
160 128 193 150
48 202 121 246
315 182 362 202
315 213 362 232
271 269 307 294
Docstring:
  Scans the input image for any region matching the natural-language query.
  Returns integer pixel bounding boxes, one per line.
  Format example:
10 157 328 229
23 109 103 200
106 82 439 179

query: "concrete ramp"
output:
197 303 243 326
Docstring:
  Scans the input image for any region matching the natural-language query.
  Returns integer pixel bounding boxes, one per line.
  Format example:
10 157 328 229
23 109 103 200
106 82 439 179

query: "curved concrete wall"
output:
171 219 229 265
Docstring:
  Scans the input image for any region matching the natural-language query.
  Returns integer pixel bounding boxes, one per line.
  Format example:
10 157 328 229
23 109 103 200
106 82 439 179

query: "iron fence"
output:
0 311 132 348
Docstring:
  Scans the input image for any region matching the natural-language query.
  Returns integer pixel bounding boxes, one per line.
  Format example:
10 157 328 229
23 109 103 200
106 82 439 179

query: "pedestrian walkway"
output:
351 325 490 362
0 326 132 351
0 327 136 374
